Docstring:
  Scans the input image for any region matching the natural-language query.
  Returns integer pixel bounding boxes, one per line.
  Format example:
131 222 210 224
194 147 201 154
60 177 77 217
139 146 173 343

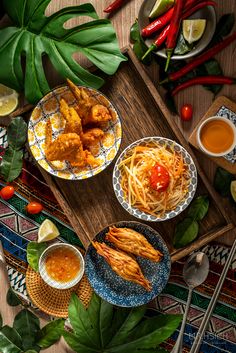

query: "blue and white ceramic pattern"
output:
216 106 236 164
112 137 198 222
85 221 171 307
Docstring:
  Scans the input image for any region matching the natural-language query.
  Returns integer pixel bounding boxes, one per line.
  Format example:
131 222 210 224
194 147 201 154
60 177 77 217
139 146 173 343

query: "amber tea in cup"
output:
197 116 236 157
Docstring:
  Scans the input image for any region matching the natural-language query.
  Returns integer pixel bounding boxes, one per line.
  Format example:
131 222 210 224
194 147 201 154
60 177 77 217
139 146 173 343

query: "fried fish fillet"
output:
60 98 83 135
67 79 112 125
92 241 151 291
106 227 163 262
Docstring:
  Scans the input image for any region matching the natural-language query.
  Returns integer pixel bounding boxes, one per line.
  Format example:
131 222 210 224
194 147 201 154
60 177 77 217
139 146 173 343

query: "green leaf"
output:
210 13 235 47
130 20 152 65
196 59 223 95
109 314 182 352
0 1 127 104
173 218 199 248
1 325 22 349
26 241 47 272
0 147 23 182
13 309 40 351
68 293 100 348
130 21 140 42
214 167 234 197
7 117 27 150
187 196 209 221
0 312 2 328
37 319 65 348
174 33 193 55
6 288 22 307
63 331 97 353
0 327 22 353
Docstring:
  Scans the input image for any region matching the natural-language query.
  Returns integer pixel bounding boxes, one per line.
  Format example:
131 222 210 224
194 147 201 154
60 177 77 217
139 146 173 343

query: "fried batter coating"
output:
92 241 151 291
67 79 112 125
81 128 104 147
60 99 83 135
106 227 163 262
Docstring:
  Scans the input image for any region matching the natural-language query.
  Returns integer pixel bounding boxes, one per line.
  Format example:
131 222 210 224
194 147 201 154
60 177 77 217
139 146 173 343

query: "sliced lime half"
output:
183 19 207 44
149 0 174 19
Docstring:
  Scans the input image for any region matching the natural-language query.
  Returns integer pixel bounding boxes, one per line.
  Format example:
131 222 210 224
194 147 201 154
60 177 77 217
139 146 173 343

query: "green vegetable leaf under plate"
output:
187 195 209 221
173 217 199 249
27 241 47 272
0 0 127 104
13 309 40 351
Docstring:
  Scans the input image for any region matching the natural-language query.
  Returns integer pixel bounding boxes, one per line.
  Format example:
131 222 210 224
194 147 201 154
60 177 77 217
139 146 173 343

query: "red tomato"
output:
150 163 170 192
180 104 193 121
0 186 15 200
26 201 43 214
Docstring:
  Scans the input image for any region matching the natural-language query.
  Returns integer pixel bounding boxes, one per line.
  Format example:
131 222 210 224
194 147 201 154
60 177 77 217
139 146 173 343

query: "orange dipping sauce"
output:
200 119 234 154
45 248 80 283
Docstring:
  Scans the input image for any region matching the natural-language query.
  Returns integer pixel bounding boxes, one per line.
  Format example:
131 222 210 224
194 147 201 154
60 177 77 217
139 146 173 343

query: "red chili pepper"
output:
142 1 216 60
104 0 129 13
165 0 186 71
141 0 201 38
171 75 236 96
161 31 236 84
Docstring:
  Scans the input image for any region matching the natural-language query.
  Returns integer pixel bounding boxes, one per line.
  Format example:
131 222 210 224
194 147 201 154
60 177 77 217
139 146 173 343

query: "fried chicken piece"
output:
71 150 99 168
60 99 83 135
106 227 163 262
92 241 151 291
81 128 104 147
66 79 112 125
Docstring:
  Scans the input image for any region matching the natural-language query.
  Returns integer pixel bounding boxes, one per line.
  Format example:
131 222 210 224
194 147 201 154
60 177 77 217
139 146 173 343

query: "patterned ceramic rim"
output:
28 85 122 180
39 243 85 289
113 137 198 222
85 221 171 307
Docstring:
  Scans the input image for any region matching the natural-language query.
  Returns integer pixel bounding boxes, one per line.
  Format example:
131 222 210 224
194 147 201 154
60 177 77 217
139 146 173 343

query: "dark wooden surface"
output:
41 48 234 262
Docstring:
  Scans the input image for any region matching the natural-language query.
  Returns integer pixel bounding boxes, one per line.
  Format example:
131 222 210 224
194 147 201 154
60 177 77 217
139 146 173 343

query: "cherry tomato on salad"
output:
26 201 43 214
150 163 170 192
180 104 193 121
0 186 15 200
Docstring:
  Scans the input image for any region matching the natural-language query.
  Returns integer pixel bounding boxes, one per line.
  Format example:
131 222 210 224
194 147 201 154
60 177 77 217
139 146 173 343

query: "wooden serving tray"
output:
189 96 236 174
38 47 234 262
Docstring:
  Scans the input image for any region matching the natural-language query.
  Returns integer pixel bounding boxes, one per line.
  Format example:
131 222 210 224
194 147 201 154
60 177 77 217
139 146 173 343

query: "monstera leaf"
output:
0 0 126 103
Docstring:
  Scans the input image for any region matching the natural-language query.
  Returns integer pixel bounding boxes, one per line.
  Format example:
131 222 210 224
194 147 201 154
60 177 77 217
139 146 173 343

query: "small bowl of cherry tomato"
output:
113 137 197 222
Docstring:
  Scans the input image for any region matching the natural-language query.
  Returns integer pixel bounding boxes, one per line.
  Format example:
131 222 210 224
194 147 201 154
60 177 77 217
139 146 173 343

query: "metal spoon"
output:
171 252 209 353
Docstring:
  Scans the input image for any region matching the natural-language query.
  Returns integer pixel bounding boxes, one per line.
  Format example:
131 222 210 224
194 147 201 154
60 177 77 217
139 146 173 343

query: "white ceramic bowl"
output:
39 243 84 289
197 116 236 157
113 137 198 222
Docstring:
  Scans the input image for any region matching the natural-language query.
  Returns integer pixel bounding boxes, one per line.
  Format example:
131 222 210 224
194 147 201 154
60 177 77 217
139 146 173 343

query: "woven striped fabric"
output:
0 127 236 351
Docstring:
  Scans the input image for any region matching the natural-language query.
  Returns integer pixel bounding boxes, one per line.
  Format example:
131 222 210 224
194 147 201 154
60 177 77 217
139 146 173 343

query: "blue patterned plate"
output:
85 221 171 307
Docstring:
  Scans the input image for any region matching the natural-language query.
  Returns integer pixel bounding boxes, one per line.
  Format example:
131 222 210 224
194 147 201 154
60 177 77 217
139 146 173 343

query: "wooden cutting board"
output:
35 47 234 263
189 96 236 174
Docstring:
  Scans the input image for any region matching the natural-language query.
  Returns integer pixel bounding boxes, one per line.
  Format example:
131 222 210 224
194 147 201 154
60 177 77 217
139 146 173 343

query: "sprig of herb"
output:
173 195 209 248
130 20 152 65
0 117 27 182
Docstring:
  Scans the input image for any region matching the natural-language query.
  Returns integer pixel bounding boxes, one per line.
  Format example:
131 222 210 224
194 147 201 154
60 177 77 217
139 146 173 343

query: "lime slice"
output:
183 19 206 44
230 180 236 202
0 84 18 116
149 0 174 19
38 219 60 243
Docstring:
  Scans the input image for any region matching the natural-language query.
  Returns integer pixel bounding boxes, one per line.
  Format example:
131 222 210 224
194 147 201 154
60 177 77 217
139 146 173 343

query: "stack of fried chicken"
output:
92 227 163 291
45 79 113 168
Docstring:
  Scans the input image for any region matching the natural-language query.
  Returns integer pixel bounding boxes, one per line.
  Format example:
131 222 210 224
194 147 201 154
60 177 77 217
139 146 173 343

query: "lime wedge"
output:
149 0 174 19
230 180 236 202
38 219 60 243
183 19 207 44
0 84 18 116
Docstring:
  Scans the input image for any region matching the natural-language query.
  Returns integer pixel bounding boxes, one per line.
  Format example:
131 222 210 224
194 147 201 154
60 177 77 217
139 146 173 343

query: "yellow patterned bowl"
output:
28 85 122 180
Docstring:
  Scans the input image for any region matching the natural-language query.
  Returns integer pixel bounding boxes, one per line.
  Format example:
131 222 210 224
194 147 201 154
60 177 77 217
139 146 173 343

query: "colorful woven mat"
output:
0 127 236 352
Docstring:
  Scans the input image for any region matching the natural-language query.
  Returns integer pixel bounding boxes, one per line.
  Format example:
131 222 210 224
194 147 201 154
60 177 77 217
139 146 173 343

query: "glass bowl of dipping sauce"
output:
197 116 236 157
39 243 84 289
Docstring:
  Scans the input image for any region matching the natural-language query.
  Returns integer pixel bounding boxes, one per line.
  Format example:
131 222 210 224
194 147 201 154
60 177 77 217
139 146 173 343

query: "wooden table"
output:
1 1 236 352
